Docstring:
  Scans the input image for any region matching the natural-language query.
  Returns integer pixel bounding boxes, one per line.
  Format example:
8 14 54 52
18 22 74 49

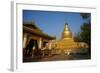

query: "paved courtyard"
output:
23 53 90 62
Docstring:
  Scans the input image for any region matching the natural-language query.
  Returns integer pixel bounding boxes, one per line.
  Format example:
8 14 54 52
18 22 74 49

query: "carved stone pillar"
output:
38 38 42 49
23 33 27 48
48 40 53 50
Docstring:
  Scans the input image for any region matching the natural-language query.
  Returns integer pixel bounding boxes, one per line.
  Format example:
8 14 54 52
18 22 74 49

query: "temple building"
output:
53 23 88 54
23 22 55 57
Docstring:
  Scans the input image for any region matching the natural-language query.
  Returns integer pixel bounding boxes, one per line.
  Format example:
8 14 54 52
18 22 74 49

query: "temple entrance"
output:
43 41 48 47
25 39 38 56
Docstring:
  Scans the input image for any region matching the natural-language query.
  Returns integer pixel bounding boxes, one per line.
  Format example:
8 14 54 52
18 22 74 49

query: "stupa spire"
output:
62 22 72 39
64 22 70 31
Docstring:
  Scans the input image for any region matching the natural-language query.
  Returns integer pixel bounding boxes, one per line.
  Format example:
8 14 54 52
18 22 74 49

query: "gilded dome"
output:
62 23 72 39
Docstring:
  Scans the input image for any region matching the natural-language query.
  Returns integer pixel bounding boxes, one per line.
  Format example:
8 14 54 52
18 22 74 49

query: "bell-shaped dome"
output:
62 23 72 39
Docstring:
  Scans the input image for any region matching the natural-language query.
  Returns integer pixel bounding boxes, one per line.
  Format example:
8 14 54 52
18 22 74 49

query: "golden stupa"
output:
54 23 88 53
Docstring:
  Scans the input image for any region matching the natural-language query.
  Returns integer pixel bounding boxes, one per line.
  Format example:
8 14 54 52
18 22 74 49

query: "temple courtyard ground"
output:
23 53 90 62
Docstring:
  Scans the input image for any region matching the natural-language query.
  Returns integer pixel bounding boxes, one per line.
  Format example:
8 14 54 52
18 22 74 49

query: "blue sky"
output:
23 10 90 39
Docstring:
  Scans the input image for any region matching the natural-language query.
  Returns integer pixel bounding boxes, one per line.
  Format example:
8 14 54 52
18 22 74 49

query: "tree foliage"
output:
80 13 90 19
78 13 91 56
79 23 91 46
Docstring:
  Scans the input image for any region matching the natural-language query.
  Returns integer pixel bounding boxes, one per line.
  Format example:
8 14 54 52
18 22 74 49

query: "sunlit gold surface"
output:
62 23 72 38
54 23 88 52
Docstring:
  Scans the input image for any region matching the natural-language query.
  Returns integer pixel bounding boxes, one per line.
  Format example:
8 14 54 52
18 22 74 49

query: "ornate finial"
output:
65 22 68 25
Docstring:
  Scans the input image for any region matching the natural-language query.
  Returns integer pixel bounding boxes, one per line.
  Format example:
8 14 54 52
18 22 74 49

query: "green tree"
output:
79 22 91 46
73 13 91 56
80 13 90 19
79 13 91 46
77 13 91 56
